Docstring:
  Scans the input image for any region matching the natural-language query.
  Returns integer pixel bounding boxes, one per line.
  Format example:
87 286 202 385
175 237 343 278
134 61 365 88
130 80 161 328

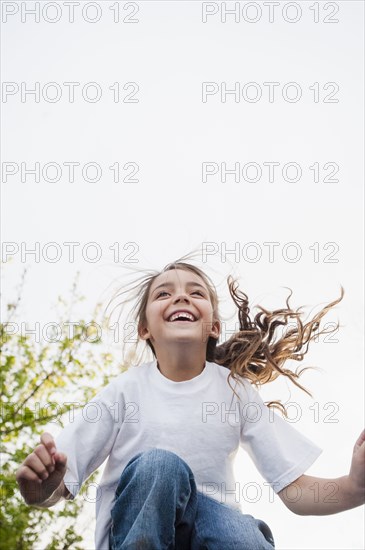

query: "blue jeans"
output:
109 448 275 549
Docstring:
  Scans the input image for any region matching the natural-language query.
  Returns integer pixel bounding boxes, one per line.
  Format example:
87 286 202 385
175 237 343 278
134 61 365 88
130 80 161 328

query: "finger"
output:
34 444 55 473
40 432 57 463
16 464 43 485
354 429 365 451
22 453 50 481
53 452 67 470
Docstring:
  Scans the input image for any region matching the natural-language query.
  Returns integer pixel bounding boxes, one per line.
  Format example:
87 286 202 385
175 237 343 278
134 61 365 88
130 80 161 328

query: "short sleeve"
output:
238 379 323 493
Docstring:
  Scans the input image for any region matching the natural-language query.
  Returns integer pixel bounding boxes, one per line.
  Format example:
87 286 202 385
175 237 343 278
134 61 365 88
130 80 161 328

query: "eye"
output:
156 291 169 298
156 290 205 298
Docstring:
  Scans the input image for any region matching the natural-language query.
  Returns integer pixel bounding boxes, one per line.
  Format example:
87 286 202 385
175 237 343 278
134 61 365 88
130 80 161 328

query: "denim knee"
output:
118 448 193 486
126 447 186 469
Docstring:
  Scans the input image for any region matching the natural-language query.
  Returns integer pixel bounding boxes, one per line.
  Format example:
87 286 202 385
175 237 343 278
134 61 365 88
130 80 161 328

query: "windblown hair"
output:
105 254 343 417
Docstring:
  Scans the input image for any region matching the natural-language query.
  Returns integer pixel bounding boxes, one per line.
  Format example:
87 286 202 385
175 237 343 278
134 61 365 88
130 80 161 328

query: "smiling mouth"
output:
166 319 197 324
167 312 197 322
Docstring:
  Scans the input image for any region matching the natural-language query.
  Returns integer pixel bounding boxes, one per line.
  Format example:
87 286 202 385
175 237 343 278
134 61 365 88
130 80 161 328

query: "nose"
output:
173 292 190 303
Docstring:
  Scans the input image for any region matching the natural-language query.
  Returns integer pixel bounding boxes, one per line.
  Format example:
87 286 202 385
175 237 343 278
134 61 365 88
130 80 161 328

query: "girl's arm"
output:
278 430 365 515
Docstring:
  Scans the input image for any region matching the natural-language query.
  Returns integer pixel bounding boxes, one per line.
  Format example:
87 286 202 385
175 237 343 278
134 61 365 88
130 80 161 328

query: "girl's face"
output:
138 268 220 351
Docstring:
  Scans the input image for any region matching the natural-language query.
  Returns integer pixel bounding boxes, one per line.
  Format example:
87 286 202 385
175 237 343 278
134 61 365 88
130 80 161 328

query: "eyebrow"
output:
151 281 207 294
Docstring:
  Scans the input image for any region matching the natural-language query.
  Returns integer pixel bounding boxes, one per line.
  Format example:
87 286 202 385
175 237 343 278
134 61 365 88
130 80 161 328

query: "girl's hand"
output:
16 432 67 505
348 429 365 500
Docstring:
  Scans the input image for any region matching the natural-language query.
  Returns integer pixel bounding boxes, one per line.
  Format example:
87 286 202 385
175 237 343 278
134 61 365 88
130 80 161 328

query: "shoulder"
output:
207 361 257 399
208 361 252 389
91 361 154 401
208 362 266 407
115 361 153 382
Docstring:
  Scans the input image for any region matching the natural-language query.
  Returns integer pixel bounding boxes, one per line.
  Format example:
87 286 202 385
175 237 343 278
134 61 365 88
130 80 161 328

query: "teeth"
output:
168 312 195 322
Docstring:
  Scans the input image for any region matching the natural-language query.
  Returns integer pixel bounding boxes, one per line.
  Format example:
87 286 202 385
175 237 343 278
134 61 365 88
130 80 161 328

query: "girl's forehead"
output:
149 269 207 293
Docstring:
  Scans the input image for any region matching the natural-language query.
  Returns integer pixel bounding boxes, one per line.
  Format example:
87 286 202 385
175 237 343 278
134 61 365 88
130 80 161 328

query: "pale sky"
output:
1 1 364 549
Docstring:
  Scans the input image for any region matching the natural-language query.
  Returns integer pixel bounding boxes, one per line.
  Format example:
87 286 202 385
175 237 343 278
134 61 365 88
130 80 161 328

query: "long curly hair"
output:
105 255 343 417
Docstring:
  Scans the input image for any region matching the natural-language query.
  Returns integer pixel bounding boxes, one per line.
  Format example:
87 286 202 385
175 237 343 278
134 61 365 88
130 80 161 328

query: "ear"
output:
138 323 151 341
209 320 221 340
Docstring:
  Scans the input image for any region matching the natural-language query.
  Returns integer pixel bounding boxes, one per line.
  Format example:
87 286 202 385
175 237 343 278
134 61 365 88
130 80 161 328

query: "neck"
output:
155 345 206 382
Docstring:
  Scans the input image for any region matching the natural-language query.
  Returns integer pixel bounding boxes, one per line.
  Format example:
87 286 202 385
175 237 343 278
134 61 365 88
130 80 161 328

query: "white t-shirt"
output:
55 359 322 550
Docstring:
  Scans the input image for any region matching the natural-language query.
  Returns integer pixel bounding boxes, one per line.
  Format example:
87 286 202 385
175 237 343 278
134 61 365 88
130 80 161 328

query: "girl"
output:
16 256 365 550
